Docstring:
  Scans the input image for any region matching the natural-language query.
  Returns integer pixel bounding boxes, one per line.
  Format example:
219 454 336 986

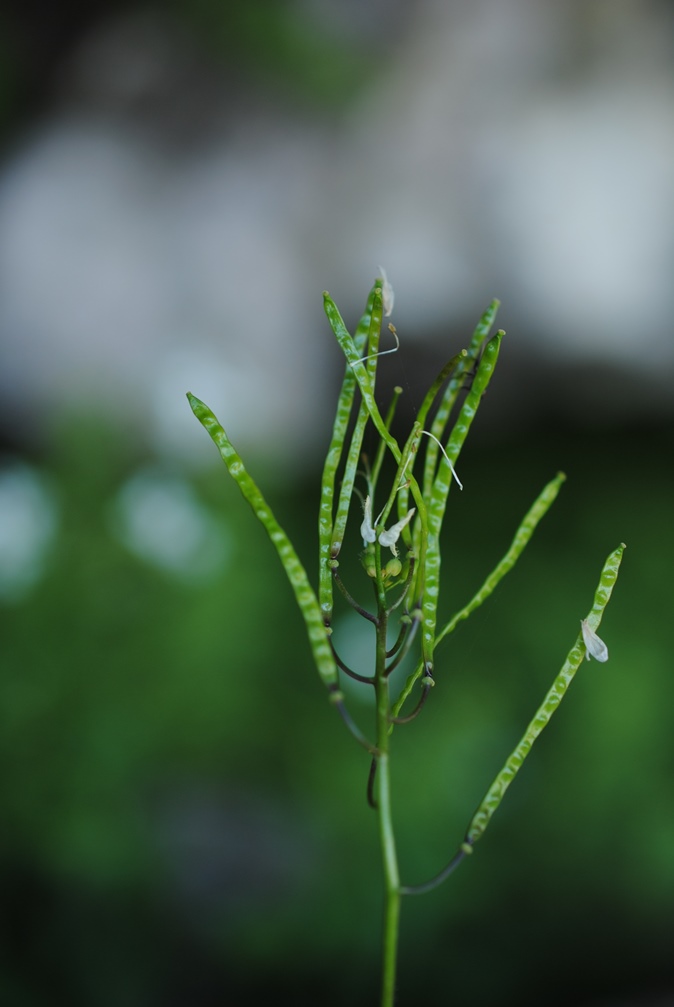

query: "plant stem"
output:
375 582 401 1007
377 749 401 1007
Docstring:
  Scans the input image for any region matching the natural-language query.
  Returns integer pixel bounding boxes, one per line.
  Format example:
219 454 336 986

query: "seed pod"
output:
384 557 403 579
360 542 377 578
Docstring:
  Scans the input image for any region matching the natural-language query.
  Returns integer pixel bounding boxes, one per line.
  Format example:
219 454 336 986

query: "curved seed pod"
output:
417 351 469 434
324 290 433 669
377 422 422 534
392 471 566 722
436 472 567 647
468 298 501 352
418 332 503 671
401 542 626 893
323 291 401 463
318 284 378 623
353 280 382 349
323 293 429 562
370 386 403 492
432 331 503 519
422 300 500 501
330 285 385 560
465 541 626 847
395 352 466 525
187 392 338 689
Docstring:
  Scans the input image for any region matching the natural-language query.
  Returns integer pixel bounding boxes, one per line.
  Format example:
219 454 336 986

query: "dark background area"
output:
0 2 672 1005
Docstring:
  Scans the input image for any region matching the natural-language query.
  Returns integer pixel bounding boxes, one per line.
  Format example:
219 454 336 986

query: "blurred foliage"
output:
169 0 374 107
0 0 374 150
1 413 673 1006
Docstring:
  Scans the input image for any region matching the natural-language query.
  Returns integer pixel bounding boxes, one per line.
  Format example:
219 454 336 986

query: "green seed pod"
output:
361 543 377 578
384 557 403 580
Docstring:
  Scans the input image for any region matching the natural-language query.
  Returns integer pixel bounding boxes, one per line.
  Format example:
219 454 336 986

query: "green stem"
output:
374 559 401 1007
378 758 400 1007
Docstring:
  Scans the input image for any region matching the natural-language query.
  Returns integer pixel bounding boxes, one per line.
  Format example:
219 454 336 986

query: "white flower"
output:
378 508 415 557
378 266 395 317
580 618 609 662
360 495 376 546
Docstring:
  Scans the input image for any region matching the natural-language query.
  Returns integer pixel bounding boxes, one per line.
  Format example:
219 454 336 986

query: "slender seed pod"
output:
436 472 567 646
401 542 626 892
418 332 503 674
422 300 499 501
330 283 385 562
324 290 433 671
396 351 467 524
392 471 566 721
189 280 628 936
370 386 403 492
318 284 378 623
464 542 626 847
323 292 401 464
378 422 422 535
323 293 429 568
187 392 338 690
416 351 468 434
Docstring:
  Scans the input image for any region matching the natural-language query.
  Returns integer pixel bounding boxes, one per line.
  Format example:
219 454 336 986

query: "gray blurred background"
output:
1 2 672 1005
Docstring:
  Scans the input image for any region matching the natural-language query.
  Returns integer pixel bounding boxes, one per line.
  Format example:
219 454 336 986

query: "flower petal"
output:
580 618 609 662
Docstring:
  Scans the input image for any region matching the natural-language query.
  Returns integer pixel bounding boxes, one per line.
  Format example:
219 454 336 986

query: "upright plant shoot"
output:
188 276 625 1007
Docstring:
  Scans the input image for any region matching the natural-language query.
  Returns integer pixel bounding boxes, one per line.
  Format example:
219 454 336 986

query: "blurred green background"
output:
2 394 672 1006
1 1 673 1005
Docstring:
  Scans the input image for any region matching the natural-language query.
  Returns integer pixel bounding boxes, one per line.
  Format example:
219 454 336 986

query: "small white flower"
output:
360 495 376 546
580 618 609 662
378 266 395 317
378 508 415 557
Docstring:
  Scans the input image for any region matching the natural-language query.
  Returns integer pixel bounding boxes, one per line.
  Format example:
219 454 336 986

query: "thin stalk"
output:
373 550 401 1007
378 744 400 1007
370 386 403 491
385 619 420 677
332 567 378 623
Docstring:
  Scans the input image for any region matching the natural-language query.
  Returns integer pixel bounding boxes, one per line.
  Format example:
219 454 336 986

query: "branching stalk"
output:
189 278 626 1007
